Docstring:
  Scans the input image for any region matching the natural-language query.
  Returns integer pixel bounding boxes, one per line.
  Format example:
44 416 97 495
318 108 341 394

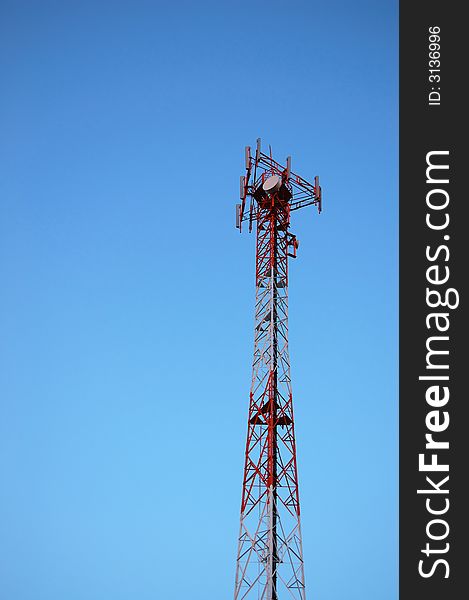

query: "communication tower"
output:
234 139 322 599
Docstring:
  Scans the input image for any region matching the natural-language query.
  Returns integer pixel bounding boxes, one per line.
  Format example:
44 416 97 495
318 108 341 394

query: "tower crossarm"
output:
236 139 322 233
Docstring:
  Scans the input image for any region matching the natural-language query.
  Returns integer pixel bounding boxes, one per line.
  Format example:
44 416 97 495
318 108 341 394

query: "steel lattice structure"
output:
234 139 321 600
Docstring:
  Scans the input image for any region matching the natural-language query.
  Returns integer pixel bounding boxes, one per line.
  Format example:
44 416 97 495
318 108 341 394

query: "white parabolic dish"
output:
262 174 282 194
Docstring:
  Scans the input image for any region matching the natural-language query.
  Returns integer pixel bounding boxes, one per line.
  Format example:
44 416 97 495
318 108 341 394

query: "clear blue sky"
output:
0 1 397 599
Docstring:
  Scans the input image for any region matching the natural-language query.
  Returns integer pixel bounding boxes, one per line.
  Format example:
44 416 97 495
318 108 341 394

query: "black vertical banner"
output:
400 3 465 599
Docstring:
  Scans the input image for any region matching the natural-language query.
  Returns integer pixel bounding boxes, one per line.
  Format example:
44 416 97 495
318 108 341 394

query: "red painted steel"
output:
234 140 321 599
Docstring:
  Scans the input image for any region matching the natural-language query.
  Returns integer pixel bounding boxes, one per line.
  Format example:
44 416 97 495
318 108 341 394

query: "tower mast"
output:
234 140 322 599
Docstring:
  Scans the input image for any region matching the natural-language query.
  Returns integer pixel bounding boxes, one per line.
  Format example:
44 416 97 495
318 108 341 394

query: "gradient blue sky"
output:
0 1 397 599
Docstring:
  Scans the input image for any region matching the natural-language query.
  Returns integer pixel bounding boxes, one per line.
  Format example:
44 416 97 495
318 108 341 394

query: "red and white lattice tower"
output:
234 139 322 599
